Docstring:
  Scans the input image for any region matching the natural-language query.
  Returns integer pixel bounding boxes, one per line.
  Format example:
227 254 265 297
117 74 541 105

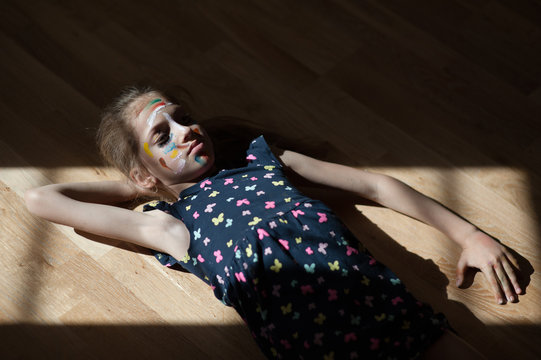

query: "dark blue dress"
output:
144 136 448 359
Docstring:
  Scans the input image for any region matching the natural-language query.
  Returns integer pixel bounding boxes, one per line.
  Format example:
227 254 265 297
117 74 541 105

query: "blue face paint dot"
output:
195 155 207 165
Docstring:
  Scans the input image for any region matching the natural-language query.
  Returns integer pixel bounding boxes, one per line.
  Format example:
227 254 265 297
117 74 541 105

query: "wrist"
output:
451 225 480 248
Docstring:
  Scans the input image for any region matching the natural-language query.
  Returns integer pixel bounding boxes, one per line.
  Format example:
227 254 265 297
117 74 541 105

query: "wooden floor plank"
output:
1 0 540 358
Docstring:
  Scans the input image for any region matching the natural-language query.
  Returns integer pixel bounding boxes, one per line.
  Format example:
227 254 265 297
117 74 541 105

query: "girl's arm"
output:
24 181 189 260
279 150 521 304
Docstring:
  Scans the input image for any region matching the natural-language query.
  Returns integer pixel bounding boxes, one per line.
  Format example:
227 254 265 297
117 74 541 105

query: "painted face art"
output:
141 98 199 176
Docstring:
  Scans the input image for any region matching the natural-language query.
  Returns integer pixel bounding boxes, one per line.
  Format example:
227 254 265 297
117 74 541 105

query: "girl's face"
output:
132 95 215 186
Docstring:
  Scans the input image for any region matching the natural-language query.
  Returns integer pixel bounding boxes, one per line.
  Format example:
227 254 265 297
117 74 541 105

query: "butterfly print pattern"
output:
144 136 448 359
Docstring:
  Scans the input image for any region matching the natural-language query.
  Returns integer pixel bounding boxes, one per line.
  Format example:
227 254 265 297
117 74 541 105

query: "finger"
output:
483 265 505 304
501 255 521 295
493 262 515 303
456 255 468 287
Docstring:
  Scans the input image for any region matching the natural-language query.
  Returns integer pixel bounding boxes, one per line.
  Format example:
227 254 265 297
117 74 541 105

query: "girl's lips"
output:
188 141 204 155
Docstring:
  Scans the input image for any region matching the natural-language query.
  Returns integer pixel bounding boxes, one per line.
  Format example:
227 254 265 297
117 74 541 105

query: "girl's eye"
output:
154 131 171 146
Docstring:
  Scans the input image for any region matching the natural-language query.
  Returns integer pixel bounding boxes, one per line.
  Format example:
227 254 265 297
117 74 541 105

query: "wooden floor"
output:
1 0 541 358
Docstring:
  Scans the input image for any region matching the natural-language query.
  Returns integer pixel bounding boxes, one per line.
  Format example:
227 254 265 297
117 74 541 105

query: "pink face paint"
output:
143 142 153 157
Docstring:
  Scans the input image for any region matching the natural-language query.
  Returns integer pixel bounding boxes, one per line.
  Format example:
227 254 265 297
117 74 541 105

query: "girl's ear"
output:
129 167 157 189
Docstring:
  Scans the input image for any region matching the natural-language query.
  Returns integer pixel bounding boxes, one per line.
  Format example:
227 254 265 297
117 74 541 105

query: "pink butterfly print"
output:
233 185 239 189
272 285 281 297
318 242 328 255
246 154 257 161
317 276 325 284
257 228 269 240
302 224 310 231
328 289 338 301
317 212 327 223
300 285 314 295
265 201 275 209
236 198 250 206
391 297 404 306
304 203 312 208
214 250 223 263
193 211 200 219
344 332 357 343
346 245 359 256
280 339 291 350
329 231 336 237
264 247 272 255
224 178 234 185
250 177 258 181
204 203 216 213
305 247 313 255
256 191 265 196
369 256 377 265
370 338 380 351
263 172 274 179
278 239 289 250
203 237 211 246
365 296 374 307
268 221 277 229
313 333 324 346
197 254 205 263
216 274 225 285
291 209 305 218
200 179 212 188
242 210 251 216
235 272 247 283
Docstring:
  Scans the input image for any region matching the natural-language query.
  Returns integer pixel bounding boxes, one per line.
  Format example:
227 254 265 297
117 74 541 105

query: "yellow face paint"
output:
169 149 179 159
143 142 154 157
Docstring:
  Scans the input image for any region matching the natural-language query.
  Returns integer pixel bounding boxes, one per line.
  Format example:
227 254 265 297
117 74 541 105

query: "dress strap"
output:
245 135 282 168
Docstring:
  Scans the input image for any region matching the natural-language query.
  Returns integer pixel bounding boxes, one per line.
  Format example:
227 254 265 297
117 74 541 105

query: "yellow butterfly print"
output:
270 259 282 273
246 244 253 257
181 254 190 263
272 180 284 186
212 213 224 225
295 237 302 244
328 260 340 271
314 313 326 325
185 205 191 211
361 275 370 286
279 218 288 224
248 216 262 226
209 190 220 197
402 320 410 330
375 313 386 322
281 302 292 315
264 165 275 171
323 352 335 360
227 239 233 247
284 197 291 203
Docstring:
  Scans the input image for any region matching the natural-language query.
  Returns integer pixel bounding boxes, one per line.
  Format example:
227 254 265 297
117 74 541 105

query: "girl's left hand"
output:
455 230 521 304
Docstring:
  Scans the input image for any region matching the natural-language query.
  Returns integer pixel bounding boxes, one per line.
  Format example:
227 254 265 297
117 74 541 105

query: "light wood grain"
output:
1 0 540 358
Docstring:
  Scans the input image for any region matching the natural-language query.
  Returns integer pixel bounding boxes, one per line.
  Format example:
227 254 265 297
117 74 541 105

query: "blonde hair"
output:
96 85 156 178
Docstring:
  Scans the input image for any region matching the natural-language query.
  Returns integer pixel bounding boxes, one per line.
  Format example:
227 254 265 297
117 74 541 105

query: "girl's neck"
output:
166 163 219 198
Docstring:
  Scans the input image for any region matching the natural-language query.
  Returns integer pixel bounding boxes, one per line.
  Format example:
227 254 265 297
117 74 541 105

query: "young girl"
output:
25 86 521 359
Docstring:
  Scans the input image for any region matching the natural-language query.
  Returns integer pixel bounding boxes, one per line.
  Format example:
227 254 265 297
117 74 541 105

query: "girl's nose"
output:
163 113 193 143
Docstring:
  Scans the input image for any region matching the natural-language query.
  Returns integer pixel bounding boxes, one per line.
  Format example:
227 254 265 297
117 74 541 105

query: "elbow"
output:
24 187 50 217
373 174 401 205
